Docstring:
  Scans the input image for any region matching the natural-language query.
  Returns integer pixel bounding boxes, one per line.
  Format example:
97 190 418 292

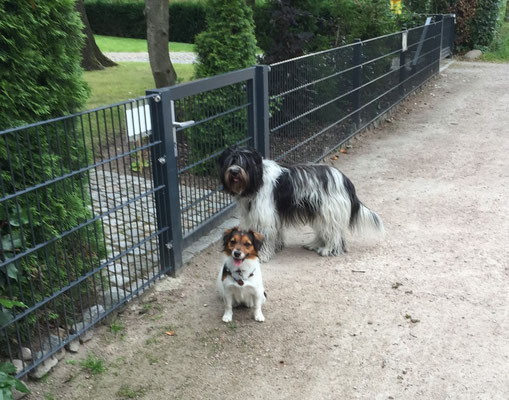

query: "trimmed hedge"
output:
0 0 105 343
470 0 508 48
425 0 508 50
84 0 207 43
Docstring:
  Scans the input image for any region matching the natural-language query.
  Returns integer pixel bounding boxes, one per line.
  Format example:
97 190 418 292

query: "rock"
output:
464 49 482 60
111 274 130 288
79 329 94 344
107 263 129 274
35 334 66 361
82 304 105 325
21 347 32 361
12 359 24 374
65 339 80 353
29 356 58 379
103 286 128 309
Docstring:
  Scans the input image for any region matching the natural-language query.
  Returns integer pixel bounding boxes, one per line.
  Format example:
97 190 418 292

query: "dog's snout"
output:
229 167 240 177
233 250 242 258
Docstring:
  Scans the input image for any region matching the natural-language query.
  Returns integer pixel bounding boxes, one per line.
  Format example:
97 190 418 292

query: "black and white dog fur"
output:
219 146 384 262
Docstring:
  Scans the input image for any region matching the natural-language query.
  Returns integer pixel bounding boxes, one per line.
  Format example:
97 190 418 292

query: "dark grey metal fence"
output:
0 96 178 377
1 15 454 379
269 15 452 164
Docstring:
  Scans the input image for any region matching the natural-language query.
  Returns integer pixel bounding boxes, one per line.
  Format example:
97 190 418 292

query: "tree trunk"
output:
76 0 117 71
146 0 177 88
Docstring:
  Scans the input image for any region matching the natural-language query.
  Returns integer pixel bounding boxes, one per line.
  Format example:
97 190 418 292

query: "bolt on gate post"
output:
147 89 184 276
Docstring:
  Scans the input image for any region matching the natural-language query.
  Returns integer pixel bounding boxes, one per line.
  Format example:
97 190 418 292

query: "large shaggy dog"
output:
219 146 384 262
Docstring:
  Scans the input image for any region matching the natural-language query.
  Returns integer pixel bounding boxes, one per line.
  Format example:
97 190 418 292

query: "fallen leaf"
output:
165 331 176 336
340 148 348 154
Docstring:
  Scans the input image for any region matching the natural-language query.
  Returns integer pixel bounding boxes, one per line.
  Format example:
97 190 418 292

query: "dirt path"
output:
27 61 509 400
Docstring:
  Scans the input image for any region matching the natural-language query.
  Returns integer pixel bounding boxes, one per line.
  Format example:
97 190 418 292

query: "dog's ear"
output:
222 227 238 250
218 146 233 167
249 230 264 252
249 147 263 164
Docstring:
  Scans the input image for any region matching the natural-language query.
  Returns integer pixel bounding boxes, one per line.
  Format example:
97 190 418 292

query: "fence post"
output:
146 89 183 276
400 28 408 98
250 65 270 158
352 39 362 129
451 14 456 55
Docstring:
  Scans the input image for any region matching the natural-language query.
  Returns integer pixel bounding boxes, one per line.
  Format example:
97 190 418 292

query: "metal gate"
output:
146 66 270 267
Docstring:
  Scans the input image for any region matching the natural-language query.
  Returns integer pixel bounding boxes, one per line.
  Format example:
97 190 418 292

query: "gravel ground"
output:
105 52 197 64
26 61 509 400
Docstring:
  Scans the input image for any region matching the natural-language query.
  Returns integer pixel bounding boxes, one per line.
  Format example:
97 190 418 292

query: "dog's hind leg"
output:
275 231 285 253
311 218 347 257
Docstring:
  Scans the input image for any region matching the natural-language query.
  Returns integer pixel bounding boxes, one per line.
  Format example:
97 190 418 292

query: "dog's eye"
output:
230 239 236 244
244 243 252 247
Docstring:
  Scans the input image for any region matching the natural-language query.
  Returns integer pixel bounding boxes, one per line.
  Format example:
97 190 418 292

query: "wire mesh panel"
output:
163 68 257 244
0 97 171 378
269 19 444 164
269 45 357 163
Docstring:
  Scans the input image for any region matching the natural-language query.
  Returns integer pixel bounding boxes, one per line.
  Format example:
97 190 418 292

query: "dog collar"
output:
222 264 254 286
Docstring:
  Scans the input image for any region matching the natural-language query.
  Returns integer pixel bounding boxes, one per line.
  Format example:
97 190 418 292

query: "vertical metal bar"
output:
352 39 362 129
400 29 408 98
437 15 445 59
146 90 183 275
254 65 270 158
451 14 456 56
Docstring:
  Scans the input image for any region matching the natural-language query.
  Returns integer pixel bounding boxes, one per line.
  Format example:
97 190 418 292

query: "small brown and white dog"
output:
217 227 266 323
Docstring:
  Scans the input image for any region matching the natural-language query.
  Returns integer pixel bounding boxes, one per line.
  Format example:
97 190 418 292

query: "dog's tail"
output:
350 202 385 238
341 173 384 238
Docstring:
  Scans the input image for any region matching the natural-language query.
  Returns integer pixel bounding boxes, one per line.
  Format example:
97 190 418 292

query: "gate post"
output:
147 89 183 276
249 65 270 159
352 39 362 130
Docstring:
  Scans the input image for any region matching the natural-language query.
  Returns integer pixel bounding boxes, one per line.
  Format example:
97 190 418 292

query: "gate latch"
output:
173 120 195 129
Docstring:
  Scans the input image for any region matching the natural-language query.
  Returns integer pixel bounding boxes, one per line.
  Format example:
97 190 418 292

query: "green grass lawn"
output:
481 21 509 62
95 35 195 53
83 62 194 109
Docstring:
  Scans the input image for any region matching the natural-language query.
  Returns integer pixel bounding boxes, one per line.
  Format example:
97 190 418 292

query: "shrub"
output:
0 0 105 348
194 0 257 77
182 0 257 175
259 0 325 64
470 0 507 48
422 0 507 51
259 0 404 64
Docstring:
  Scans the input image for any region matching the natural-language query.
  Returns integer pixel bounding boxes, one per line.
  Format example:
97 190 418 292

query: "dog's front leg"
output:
222 293 233 323
253 293 265 322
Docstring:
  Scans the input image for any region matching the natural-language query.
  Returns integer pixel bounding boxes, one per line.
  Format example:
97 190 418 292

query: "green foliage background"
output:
417 0 508 50
84 0 207 44
194 0 257 78
0 0 105 344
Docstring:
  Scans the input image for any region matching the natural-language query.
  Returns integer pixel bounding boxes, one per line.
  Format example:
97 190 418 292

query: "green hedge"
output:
425 0 508 50
84 0 207 43
470 0 507 48
0 0 104 343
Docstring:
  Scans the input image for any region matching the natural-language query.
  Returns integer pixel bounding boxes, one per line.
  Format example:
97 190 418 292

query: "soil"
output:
26 61 509 399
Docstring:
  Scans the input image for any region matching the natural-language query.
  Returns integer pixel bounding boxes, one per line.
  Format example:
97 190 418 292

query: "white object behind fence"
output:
126 104 152 140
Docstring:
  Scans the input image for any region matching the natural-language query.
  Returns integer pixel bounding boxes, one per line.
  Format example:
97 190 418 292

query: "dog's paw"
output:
222 313 233 323
316 247 333 257
316 247 344 257
303 243 319 251
254 312 265 322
